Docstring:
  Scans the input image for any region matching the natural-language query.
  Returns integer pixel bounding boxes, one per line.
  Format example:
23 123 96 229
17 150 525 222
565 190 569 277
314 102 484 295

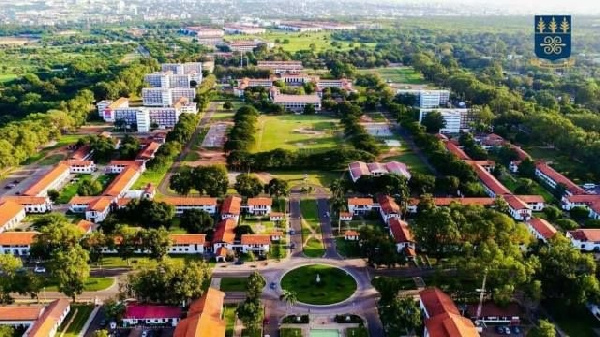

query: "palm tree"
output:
279 290 298 314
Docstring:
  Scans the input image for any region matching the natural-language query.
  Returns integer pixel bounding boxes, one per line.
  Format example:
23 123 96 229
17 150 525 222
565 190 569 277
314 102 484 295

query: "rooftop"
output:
0 200 25 228
528 218 557 240
23 163 70 196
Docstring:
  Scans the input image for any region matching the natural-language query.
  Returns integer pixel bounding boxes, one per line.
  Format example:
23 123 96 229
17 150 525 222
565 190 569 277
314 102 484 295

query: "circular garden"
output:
280 264 357 305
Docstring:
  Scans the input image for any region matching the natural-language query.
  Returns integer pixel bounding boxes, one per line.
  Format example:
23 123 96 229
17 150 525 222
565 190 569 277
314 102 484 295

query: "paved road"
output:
157 102 219 196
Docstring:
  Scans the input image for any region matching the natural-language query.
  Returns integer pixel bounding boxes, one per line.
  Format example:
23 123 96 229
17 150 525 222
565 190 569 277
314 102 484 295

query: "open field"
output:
269 170 342 188
224 305 236 337
97 254 204 268
281 264 357 304
358 66 426 84
45 277 113 292
225 31 373 53
382 142 432 175
132 164 171 189
0 36 39 45
252 115 342 153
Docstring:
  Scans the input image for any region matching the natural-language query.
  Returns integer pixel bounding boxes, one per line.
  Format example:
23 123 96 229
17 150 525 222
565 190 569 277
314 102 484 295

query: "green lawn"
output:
280 328 303 337
220 277 248 292
59 305 94 337
384 142 432 175
335 237 362 258
281 264 357 305
132 164 170 189
270 170 341 188
499 174 556 204
56 174 114 205
38 154 66 166
358 66 426 84
346 327 369 337
224 305 237 337
210 110 236 122
225 31 371 53
304 237 325 258
252 115 342 153
45 277 113 292
97 254 204 268
241 329 262 337
543 300 600 337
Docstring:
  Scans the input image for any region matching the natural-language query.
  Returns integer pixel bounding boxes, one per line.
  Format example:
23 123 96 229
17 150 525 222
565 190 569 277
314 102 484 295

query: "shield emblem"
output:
535 15 571 61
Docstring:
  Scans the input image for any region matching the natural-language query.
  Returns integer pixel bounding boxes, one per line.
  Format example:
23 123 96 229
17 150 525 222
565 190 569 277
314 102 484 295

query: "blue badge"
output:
534 15 571 61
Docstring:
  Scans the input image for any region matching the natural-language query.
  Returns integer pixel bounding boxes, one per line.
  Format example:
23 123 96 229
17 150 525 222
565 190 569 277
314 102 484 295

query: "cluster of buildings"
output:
233 61 355 112
97 62 201 132
347 160 411 182
0 299 71 337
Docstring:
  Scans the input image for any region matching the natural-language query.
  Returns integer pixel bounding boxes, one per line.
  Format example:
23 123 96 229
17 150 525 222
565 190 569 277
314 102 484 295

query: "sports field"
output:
358 66 426 84
252 115 342 153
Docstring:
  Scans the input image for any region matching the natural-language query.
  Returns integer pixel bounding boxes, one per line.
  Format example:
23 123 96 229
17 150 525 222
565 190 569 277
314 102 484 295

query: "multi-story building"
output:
162 197 218 215
270 87 321 112
245 197 272 216
567 229 600 251
347 198 378 216
224 25 267 35
142 88 196 107
419 108 470 134
419 288 480 337
97 97 129 120
144 72 202 89
161 62 203 75
396 89 451 108
257 61 303 74
113 108 139 126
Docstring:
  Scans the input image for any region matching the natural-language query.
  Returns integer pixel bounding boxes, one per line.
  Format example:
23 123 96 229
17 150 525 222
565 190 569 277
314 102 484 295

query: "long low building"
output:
420 288 480 337
567 229 600 251
0 196 52 213
0 200 26 233
162 197 218 215
270 87 321 112
257 60 303 74
174 288 226 337
535 161 586 196
23 162 71 197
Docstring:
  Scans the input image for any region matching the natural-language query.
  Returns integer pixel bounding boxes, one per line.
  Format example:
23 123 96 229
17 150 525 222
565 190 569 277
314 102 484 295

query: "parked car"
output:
511 326 521 334
141 331 148 337
289 229 295 235
12 180 19 184
235 260 244 265
495 326 506 334
33 265 46 273
503 326 511 334
269 282 276 290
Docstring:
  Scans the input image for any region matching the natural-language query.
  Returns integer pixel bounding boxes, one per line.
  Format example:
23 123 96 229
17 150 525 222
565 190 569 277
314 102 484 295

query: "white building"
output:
122 305 181 327
567 229 600 251
0 201 26 233
0 232 36 256
527 218 557 243
347 198 378 216
377 195 401 224
245 197 272 216
257 60 303 74
419 108 470 134
270 87 321 112
0 196 52 214
396 89 450 108
168 234 206 254
23 163 71 197
388 218 416 257
240 234 271 255
162 197 218 215
64 160 96 174
348 161 411 182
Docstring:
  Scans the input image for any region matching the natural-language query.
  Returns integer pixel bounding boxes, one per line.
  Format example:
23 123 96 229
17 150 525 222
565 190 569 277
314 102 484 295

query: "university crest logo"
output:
535 15 571 61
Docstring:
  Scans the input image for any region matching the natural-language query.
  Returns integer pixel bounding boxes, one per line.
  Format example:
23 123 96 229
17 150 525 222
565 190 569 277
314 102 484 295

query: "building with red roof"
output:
0 231 37 256
471 163 510 198
0 196 52 213
535 161 586 196
347 197 377 216
466 302 521 324
0 200 26 233
212 219 237 251
526 218 557 243
23 163 70 197
503 194 532 220
136 142 161 162
567 229 600 251
445 142 471 161
163 197 218 215
344 230 359 241
419 288 480 337
174 288 225 337
122 304 182 327
377 195 401 223
26 299 71 337
245 197 272 216
388 218 415 257
70 145 93 161
347 161 411 182
221 196 241 221
240 234 272 254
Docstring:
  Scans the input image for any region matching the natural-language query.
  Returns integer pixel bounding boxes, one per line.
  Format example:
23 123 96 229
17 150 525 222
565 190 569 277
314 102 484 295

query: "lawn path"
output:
254 118 266 152
59 308 78 337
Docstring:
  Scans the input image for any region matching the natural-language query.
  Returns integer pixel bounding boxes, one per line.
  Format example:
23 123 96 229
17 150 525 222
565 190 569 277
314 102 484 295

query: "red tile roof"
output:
124 304 181 320
344 230 359 237
565 194 600 204
425 312 480 337
471 164 510 195
445 142 471 161
0 232 37 246
87 197 113 212
163 197 218 206
503 194 528 210
240 234 271 245
466 302 521 318
103 166 140 197
23 163 70 196
389 218 413 243
174 288 226 337
68 196 100 206
0 305 43 321
511 145 531 161
170 234 207 245
0 196 49 206
28 299 70 337
377 195 400 215
0 201 25 228
348 161 369 178
347 197 374 206
340 212 353 219
420 288 460 317
528 218 557 240
76 220 95 233
432 198 495 207
247 197 272 206
212 219 236 244
515 195 544 203
221 196 241 215
569 229 600 242
535 161 586 195
70 146 92 161
136 142 161 161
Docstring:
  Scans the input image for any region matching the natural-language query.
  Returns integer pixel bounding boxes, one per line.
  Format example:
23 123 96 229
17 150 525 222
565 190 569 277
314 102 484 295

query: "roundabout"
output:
280 264 358 305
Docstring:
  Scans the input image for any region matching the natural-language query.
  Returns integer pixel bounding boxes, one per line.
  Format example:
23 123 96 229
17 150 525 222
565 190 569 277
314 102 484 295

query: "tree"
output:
245 271 266 300
13 271 44 302
77 178 103 196
81 231 107 264
413 206 461 258
0 326 14 337
266 178 289 198
303 103 316 115
141 228 172 260
514 178 535 195
92 330 110 337
435 175 460 195
31 222 83 260
234 173 263 198
518 158 536 178
50 245 90 302
408 173 435 195
538 235 600 307
31 213 68 229
223 102 233 110
494 196 510 214
279 290 298 309
192 165 229 197
112 226 139 264
170 169 194 195
570 206 590 222
0 254 23 303
125 259 211 305
236 298 263 333
180 209 213 234
421 110 446 133
543 205 563 221
47 189 60 202
103 297 126 321
530 320 556 337
555 218 579 230
121 199 175 229
379 297 421 336
329 178 348 233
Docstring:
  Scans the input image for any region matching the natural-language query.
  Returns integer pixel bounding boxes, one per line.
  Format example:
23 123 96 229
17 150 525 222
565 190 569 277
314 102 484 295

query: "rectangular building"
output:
419 108 470 134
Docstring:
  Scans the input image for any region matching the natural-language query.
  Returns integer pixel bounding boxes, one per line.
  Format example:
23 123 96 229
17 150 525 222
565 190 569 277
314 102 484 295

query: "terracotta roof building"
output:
567 229 600 251
221 196 242 220
163 197 218 215
0 200 26 233
419 288 479 337
27 299 71 337
23 163 70 197
122 304 182 327
212 219 237 249
348 161 411 182
174 288 226 337
535 161 586 196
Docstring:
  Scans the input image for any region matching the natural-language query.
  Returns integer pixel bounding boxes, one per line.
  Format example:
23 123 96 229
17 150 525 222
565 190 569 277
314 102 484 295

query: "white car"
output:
33 265 46 273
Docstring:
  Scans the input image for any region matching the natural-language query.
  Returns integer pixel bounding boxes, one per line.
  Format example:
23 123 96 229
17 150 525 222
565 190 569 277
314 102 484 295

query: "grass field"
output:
132 163 170 189
97 254 204 268
56 174 114 205
225 31 373 53
220 277 248 292
300 199 320 232
304 237 325 258
45 277 113 292
499 174 556 204
346 327 369 337
59 305 94 337
252 115 342 153
543 300 600 337
384 143 432 175
358 66 426 84
270 170 341 188
224 305 237 337
281 264 357 305
38 154 66 166
280 328 303 337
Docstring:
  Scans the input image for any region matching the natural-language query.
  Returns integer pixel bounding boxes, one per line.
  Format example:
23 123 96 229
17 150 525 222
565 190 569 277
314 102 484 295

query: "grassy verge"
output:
280 328 303 337
224 305 236 337
270 170 341 188
132 163 171 189
346 327 369 337
241 329 262 337
44 277 114 292
358 66 426 84
220 277 248 292
300 199 320 232
38 154 67 166
304 237 325 258
59 305 94 337
281 264 357 305
96 254 204 268
335 237 361 258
